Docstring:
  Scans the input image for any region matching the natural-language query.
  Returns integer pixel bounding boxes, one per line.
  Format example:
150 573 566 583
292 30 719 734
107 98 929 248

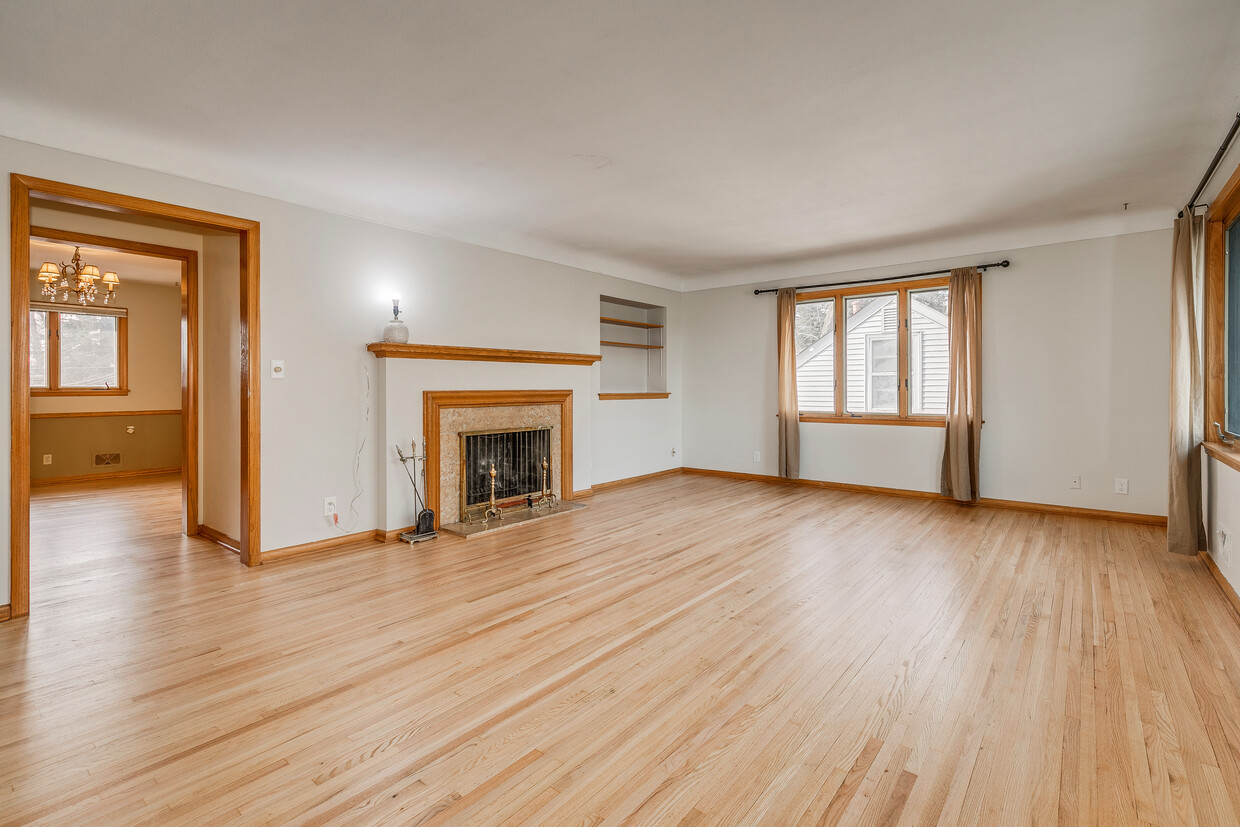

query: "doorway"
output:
9 175 262 619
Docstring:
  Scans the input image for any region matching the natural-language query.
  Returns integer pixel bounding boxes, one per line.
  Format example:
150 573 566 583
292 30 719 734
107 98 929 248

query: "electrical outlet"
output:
42 454 52 465
1069 474 1081 490
1114 478 1129 495
1217 527 1231 567
671 447 677 457
324 497 336 517
753 451 761 463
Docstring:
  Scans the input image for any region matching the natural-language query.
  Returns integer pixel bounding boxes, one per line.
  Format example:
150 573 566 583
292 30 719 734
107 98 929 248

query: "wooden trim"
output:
1201 551 1240 621
424 390 574 532
31 389 129 397
572 488 594 499
833 295 845 415
1205 441 1240 475
598 392 671 400
678 467 1167 525
796 274 950 304
897 287 909 418
367 342 601 366
197 524 240 553
600 316 662 329
10 175 31 617
592 468 681 492
17 175 260 232
31 466 181 487
373 525 418 543
798 414 945 427
1206 155 1240 447
10 174 258 616
239 228 260 566
30 409 182 419
0 604 10 623
1208 153 1240 228
261 530 378 563
30 226 201 260
600 340 662 350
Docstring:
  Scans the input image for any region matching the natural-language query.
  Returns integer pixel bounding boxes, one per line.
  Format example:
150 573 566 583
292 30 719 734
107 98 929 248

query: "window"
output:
29 304 128 395
793 277 949 425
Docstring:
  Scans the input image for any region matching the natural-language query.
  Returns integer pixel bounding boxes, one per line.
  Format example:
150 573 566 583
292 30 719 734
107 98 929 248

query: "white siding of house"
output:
796 341 834 411
911 301 949 414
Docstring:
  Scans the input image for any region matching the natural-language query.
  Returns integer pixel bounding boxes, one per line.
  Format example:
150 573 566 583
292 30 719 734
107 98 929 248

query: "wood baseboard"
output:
197 524 241 554
31 466 182 487
677 467 1168 526
592 467 683 493
373 525 417 543
261 530 380 563
572 489 594 499
0 604 11 623
1202 552 1240 620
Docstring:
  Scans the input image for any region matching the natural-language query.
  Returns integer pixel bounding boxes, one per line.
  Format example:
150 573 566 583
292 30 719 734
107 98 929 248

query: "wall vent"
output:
92 452 122 468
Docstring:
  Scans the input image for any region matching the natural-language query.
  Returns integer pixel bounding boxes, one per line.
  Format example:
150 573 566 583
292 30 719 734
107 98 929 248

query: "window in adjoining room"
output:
29 305 128 396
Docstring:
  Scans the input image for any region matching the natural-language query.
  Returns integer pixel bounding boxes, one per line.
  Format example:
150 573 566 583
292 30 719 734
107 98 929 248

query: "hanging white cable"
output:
335 358 369 533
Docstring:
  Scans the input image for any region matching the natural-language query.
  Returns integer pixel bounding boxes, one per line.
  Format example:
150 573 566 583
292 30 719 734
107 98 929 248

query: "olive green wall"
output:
30 413 182 481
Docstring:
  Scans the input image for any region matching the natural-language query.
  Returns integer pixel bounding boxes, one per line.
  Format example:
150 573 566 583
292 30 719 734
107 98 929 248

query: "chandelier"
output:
37 247 121 306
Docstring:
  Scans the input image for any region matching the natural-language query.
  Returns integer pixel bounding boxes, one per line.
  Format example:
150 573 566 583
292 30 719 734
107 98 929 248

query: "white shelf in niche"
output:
599 295 668 398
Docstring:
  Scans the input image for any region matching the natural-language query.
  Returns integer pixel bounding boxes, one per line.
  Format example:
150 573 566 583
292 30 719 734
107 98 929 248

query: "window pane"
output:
910 287 949 415
1228 220 1240 435
29 311 48 388
845 293 897 413
59 313 119 388
795 299 835 412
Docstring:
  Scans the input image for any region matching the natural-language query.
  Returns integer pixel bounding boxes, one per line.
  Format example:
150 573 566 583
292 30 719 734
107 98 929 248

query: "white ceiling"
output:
29 240 182 286
2 1 1238 290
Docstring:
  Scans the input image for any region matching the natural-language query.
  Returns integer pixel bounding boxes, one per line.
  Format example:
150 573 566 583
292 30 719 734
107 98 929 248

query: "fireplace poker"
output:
396 440 437 543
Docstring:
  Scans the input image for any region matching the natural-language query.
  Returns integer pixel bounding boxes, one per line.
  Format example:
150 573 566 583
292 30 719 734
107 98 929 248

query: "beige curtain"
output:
777 287 800 479
941 267 982 502
1168 209 1207 556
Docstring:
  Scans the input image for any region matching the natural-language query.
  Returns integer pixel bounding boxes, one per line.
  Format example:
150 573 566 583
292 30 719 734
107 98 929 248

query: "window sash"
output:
29 307 128 395
795 275 948 425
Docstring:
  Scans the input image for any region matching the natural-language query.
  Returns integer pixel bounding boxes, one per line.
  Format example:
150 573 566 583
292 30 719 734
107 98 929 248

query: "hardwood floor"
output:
3 473 1240 824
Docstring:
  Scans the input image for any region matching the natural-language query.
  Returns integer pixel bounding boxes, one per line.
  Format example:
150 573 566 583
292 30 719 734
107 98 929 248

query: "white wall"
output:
683 229 1171 516
0 135 683 605
1205 455 1240 590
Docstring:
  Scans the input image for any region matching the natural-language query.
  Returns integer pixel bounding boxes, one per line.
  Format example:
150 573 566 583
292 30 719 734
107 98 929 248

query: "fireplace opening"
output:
460 426 552 521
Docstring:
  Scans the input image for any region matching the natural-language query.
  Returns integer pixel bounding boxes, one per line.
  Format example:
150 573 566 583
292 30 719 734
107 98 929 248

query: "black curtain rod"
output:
1179 112 1240 218
752 260 1010 296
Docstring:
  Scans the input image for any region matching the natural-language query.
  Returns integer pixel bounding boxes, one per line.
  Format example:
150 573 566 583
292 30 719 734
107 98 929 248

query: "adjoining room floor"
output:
2 473 1239 824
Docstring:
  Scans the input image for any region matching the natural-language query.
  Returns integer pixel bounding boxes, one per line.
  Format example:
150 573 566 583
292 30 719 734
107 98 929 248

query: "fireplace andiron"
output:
533 457 557 512
482 463 504 524
396 440 437 544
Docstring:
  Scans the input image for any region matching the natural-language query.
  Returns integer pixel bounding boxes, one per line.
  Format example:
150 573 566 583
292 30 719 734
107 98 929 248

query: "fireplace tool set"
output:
396 440 438 544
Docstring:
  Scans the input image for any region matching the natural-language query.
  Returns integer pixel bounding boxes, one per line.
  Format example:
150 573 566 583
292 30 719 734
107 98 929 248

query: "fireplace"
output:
424 389 575 528
460 426 552 521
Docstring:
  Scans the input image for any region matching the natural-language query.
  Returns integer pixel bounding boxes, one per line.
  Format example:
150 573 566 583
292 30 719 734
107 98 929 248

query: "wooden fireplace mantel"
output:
368 342 601 366
424 389 574 531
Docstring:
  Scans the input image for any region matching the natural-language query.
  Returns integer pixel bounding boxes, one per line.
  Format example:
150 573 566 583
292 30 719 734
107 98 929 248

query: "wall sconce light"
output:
382 295 409 344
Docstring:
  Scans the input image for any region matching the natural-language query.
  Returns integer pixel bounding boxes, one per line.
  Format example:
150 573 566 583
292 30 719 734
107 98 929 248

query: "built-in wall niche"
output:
599 296 669 399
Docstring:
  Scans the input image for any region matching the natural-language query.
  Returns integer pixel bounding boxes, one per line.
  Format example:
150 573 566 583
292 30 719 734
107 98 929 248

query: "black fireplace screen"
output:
461 427 552 515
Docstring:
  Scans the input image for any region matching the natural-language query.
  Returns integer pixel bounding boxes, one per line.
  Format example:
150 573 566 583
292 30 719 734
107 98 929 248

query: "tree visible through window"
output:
29 307 127 394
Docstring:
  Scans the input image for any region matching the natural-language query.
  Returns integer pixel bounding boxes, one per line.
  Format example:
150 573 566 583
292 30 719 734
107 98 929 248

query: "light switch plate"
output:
270 359 285 380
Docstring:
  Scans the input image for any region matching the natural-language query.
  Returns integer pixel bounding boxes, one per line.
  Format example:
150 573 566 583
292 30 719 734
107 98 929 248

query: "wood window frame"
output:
29 307 129 396
795 275 948 427
1205 158 1240 473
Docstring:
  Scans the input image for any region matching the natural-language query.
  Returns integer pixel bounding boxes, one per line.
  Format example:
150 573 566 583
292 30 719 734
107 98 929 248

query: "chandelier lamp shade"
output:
38 247 121 305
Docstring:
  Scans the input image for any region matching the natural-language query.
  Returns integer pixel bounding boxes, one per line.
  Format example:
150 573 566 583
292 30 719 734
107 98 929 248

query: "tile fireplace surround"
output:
423 390 574 529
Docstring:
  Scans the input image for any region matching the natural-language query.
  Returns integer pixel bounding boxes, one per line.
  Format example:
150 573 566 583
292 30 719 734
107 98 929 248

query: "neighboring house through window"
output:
793 277 948 424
